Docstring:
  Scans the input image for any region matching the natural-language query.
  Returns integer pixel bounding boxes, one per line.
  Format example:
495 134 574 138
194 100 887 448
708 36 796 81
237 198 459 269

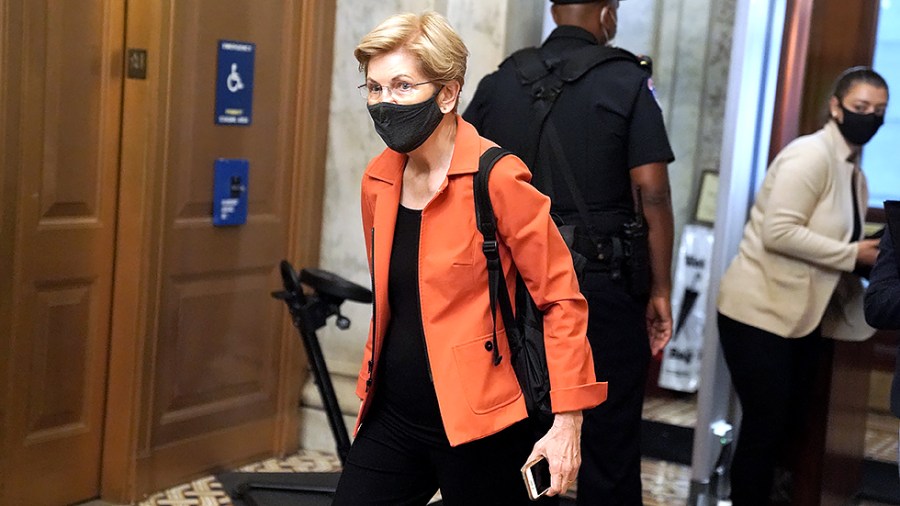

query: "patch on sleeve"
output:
648 78 662 109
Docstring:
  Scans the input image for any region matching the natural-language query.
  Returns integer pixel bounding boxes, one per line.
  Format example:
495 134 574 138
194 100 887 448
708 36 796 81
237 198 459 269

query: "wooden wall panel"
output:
0 4 20 495
28 284 92 433
771 0 880 158
799 0 879 137
152 273 278 446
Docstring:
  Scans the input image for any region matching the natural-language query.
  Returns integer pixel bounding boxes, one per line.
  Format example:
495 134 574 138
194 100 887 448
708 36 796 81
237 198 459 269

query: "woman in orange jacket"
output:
331 11 606 506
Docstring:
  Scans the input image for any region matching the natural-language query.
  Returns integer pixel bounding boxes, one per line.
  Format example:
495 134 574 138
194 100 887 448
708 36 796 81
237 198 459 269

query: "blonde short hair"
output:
354 11 469 88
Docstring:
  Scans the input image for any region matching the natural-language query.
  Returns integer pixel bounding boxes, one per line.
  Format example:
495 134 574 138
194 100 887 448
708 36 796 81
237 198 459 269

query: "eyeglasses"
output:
357 80 437 102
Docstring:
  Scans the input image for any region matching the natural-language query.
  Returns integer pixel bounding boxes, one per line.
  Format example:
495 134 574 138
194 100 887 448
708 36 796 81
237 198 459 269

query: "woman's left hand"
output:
523 411 583 497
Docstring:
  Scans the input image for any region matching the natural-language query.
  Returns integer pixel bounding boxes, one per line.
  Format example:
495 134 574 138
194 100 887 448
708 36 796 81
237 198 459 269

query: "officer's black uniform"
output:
464 25 674 505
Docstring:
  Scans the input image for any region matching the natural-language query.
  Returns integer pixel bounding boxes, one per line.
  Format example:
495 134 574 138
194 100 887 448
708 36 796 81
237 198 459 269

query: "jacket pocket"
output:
452 330 522 414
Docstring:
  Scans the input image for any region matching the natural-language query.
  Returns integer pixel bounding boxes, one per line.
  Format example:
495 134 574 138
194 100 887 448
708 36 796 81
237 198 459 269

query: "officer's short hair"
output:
355 11 469 88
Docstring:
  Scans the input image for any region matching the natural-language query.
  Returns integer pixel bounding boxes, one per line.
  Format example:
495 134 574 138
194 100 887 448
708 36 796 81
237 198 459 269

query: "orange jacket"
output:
354 116 606 446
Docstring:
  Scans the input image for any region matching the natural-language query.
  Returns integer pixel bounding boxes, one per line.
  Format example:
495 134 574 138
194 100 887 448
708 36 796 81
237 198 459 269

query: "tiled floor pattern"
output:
866 409 900 463
137 450 341 506
132 395 897 506
134 453 690 506
642 394 701 427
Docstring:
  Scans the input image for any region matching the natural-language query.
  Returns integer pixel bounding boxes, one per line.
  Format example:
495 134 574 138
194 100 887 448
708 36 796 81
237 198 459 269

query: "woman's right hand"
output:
856 238 881 267
524 411 582 497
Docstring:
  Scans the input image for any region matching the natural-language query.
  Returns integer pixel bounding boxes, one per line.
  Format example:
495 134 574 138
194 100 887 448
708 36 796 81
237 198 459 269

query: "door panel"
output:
150 0 290 448
0 1 124 504
117 0 322 493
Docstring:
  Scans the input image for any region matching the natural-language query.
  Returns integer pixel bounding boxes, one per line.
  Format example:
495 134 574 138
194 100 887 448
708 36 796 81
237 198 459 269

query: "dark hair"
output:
832 66 889 101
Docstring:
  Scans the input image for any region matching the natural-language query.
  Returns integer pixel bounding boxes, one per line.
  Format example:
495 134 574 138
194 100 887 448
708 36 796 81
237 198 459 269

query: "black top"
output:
464 26 674 235
374 205 445 440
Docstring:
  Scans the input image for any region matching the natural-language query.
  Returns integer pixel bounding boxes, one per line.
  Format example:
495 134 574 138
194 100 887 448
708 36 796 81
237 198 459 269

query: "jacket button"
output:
484 341 493 352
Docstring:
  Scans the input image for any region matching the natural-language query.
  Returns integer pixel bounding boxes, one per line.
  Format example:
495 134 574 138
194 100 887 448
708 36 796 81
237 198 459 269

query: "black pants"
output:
333 405 557 506
717 312 825 506
576 271 650 506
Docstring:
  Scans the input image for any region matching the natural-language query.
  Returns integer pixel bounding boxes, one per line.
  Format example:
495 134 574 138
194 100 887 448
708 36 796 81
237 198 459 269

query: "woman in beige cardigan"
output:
717 67 888 506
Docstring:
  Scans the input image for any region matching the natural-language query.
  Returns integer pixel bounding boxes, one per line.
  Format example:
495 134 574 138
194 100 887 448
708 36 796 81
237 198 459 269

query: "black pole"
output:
276 260 354 465
294 302 352 465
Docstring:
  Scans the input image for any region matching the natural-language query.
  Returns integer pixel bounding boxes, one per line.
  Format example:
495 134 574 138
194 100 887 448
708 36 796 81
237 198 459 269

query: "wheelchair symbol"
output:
226 63 244 93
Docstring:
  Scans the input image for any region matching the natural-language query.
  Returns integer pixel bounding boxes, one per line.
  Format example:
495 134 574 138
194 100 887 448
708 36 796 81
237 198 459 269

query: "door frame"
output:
0 0 15 494
769 0 879 156
101 0 335 501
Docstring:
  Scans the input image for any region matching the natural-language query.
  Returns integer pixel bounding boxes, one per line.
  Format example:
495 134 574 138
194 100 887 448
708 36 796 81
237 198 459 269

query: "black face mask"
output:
836 104 884 146
367 90 445 153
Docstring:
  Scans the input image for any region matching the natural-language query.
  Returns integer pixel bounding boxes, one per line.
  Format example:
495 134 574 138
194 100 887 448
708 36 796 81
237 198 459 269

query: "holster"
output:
565 220 651 297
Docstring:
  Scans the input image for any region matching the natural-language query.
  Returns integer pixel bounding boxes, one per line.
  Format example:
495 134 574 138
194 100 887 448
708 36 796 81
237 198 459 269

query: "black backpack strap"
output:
510 48 564 179
541 120 626 276
474 147 517 367
474 147 509 254
510 48 554 85
512 45 635 195
511 44 642 274
557 45 643 82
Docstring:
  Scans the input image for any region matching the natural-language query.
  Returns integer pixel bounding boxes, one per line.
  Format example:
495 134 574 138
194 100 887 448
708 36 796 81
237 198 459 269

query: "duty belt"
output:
569 231 629 279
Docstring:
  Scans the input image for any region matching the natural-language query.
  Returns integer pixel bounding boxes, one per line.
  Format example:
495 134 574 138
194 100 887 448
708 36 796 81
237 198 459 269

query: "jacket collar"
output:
823 120 857 166
447 115 481 176
542 25 599 53
363 114 482 184
544 26 599 50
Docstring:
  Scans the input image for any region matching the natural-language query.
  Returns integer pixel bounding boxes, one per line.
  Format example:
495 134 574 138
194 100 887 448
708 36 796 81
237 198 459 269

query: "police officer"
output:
464 1 675 504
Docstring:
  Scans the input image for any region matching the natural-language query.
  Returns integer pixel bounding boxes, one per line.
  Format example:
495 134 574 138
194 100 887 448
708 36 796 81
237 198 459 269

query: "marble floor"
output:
113 395 898 506
641 394 899 505
124 455 689 506
641 393 900 463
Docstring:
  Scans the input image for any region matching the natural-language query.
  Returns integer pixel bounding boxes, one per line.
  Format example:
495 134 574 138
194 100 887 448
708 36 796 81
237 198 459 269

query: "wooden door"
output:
102 0 334 500
0 0 333 502
0 1 125 505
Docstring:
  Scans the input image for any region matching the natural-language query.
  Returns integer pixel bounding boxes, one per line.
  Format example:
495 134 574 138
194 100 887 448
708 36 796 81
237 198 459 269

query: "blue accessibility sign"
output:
215 40 255 125
212 159 249 226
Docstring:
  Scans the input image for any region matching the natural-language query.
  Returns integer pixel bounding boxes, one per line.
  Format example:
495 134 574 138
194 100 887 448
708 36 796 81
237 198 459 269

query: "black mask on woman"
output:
837 105 884 146
367 90 445 153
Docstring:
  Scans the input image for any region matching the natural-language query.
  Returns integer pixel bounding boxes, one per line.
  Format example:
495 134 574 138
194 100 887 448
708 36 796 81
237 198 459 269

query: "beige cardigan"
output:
718 121 875 340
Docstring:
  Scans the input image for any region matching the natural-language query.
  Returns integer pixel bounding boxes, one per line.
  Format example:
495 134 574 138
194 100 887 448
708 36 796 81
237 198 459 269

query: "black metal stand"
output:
272 261 372 464
221 260 372 505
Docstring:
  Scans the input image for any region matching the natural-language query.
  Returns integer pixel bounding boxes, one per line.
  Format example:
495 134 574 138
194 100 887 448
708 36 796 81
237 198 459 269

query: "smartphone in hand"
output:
521 456 552 501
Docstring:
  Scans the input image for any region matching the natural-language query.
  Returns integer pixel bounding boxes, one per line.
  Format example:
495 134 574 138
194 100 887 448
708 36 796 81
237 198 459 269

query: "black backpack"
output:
472 47 651 419
511 45 652 287
473 147 589 421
